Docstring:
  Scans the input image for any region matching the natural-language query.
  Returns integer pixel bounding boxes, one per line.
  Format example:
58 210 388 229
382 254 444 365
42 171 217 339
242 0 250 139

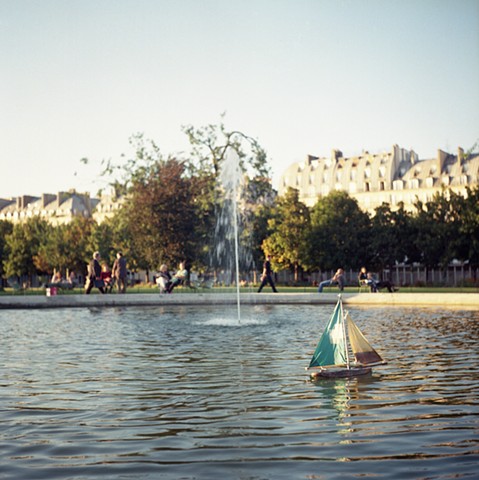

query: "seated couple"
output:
318 268 345 293
156 262 187 293
358 267 398 292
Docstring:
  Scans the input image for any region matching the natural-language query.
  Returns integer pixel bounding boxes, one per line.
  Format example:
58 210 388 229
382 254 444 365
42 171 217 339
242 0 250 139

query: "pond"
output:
1 304 478 479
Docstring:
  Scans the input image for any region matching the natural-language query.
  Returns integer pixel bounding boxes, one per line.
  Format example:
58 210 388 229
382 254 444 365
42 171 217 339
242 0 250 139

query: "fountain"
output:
213 148 245 322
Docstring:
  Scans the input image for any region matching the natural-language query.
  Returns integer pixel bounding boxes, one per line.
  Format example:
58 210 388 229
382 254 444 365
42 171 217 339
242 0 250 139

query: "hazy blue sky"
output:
1 0 478 197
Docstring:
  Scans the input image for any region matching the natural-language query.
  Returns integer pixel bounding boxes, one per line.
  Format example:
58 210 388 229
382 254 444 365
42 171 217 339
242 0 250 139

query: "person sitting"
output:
358 267 369 287
67 270 78 288
318 268 345 293
167 262 188 293
366 272 379 292
367 272 398 293
359 267 377 291
156 264 172 293
49 269 62 286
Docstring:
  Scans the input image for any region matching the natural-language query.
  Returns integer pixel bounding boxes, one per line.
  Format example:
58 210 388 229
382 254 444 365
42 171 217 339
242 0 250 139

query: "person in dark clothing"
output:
112 252 128 293
257 255 278 293
368 273 399 292
85 251 105 294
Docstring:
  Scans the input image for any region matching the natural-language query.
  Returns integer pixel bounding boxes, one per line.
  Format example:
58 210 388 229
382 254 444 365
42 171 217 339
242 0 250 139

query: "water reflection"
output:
0 304 478 479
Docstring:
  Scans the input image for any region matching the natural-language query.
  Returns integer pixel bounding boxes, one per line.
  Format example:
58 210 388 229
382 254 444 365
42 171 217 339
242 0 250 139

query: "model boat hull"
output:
309 366 372 379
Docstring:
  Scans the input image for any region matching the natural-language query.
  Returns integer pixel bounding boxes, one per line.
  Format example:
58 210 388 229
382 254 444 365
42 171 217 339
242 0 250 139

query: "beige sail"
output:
346 313 384 365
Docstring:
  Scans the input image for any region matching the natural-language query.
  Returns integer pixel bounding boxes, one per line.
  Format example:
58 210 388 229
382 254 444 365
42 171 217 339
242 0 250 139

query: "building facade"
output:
0 190 123 226
279 145 479 213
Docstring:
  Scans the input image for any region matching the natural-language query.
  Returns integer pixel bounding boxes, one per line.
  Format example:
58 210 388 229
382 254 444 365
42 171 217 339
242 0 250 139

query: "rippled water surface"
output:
1 304 478 479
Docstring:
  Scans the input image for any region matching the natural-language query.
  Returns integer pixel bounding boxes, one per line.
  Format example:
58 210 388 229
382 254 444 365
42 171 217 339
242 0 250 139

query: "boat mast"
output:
339 295 351 369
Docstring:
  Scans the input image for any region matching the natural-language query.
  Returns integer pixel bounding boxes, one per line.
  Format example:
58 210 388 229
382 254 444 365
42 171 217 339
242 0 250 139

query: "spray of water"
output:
216 148 243 322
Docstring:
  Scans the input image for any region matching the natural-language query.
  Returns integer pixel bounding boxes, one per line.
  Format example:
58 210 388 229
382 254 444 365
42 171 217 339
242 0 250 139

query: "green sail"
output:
309 300 347 368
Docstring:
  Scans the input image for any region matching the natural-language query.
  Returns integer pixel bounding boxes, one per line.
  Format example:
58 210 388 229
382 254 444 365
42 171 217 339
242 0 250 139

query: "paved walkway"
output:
0 292 477 309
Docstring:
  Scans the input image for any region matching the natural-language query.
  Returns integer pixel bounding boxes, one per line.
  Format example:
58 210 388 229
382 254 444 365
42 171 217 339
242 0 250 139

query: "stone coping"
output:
0 292 477 309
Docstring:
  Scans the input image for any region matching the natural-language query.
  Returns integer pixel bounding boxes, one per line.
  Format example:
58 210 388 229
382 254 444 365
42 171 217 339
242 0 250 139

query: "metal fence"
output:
284 264 478 287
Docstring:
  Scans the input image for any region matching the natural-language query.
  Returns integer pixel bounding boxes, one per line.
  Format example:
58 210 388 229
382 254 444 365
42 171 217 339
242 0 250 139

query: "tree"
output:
89 219 116 267
124 158 206 272
369 202 417 276
451 186 479 280
3 217 52 282
247 200 277 277
0 220 14 289
308 191 371 271
412 189 460 279
261 187 310 281
184 118 276 276
32 217 95 280
182 115 271 181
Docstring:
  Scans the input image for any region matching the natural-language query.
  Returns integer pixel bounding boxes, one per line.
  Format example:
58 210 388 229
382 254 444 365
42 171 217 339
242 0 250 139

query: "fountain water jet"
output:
215 148 243 322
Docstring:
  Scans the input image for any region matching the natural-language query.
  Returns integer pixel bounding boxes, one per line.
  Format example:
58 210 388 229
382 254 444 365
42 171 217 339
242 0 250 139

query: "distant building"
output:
0 190 123 225
279 145 479 213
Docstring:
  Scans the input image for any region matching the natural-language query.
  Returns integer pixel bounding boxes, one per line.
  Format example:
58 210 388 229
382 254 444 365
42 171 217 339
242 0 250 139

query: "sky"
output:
1 0 478 198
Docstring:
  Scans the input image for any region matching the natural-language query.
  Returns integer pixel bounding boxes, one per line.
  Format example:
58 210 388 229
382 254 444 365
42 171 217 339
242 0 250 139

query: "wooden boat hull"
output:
309 366 372 379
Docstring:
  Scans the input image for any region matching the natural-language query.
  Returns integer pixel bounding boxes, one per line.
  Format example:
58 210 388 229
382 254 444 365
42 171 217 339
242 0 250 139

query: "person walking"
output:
112 252 128 293
257 255 278 293
85 251 105 294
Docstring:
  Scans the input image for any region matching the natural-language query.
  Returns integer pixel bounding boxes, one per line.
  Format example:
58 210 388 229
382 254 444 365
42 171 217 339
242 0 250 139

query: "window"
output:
393 180 403 190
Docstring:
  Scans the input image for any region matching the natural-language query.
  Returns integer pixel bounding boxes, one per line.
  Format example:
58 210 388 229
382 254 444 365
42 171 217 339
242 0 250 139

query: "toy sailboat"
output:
307 295 386 379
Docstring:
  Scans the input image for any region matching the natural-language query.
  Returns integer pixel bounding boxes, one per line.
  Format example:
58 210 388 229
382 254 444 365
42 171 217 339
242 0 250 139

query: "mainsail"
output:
346 313 384 365
308 300 347 368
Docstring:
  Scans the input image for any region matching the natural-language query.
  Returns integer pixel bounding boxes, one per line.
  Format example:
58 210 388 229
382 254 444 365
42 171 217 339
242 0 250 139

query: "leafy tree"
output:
0 220 14 289
182 115 271 181
451 186 479 280
261 187 310 281
33 217 95 280
101 122 274 277
412 189 461 280
369 202 417 276
184 118 276 276
124 158 206 272
246 200 277 276
3 217 52 282
89 219 116 267
65 216 96 276
308 190 371 271
100 209 138 272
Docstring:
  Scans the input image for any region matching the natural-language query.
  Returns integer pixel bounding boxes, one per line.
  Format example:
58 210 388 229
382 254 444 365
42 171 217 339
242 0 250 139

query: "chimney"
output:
42 193 55 208
437 149 448 172
57 191 69 205
331 149 343 162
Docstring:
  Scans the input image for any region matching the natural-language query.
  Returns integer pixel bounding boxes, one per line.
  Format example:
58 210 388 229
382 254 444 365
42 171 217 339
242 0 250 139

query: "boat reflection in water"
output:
1 304 477 479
